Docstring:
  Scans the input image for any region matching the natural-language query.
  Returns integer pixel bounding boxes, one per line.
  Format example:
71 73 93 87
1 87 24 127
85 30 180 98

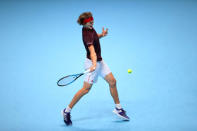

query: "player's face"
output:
85 20 94 29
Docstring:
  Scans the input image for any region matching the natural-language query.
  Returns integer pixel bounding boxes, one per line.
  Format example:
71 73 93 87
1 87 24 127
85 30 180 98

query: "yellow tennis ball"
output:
128 69 132 74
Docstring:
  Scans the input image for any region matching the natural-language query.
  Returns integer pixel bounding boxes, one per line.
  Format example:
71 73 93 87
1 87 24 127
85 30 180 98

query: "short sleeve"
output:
83 30 94 46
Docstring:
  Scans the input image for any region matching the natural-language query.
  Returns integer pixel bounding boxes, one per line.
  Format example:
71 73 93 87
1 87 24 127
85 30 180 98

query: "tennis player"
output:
62 12 129 126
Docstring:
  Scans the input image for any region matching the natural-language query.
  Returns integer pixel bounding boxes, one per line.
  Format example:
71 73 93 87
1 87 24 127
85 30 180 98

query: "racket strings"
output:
58 75 77 86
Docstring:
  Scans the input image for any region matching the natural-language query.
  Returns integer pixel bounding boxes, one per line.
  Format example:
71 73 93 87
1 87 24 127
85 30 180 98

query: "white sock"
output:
64 106 72 113
115 104 122 109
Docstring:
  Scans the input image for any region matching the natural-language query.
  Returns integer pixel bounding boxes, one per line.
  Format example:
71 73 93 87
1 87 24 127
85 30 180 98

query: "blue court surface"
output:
0 0 197 131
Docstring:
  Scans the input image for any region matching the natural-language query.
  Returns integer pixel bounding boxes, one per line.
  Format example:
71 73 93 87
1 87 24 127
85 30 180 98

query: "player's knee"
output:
83 87 91 94
82 82 92 94
109 78 116 87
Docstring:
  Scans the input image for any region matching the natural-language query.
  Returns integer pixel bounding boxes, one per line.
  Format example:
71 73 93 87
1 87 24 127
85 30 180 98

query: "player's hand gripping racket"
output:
57 69 91 86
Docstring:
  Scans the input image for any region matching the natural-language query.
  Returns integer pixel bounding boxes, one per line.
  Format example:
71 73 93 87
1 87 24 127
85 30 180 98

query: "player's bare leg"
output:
105 72 130 120
62 82 92 125
69 82 92 108
104 73 120 104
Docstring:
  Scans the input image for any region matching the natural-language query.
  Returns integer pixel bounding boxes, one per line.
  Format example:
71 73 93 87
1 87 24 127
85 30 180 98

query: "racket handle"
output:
84 69 91 74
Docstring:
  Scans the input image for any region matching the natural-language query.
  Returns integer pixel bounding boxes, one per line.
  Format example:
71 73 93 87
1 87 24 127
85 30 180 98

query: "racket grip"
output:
84 69 91 74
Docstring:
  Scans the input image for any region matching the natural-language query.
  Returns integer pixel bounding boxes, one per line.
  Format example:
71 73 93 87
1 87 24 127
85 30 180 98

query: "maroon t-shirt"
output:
82 27 102 61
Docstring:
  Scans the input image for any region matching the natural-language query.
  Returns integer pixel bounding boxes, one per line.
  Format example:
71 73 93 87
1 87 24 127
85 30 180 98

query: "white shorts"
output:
84 58 111 84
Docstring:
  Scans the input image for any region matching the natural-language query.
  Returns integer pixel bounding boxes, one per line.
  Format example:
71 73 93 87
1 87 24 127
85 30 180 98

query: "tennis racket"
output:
57 69 91 86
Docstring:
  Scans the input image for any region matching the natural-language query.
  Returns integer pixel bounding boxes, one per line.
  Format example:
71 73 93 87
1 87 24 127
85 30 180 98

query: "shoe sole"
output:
113 109 130 121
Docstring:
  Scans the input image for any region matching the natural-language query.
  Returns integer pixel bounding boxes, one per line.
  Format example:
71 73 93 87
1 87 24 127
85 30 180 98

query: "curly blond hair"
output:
77 12 93 25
